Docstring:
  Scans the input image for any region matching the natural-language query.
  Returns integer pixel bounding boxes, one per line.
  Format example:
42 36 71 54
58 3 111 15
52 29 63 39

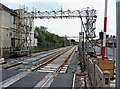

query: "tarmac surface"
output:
6 72 48 89
0 48 79 88
49 73 74 88
1 70 21 82
1 70 74 88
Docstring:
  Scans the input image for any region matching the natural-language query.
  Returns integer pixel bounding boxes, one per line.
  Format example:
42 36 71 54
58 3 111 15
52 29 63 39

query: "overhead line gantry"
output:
17 7 97 54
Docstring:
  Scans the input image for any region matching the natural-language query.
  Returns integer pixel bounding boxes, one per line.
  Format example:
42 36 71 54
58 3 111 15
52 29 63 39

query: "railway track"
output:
33 47 76 88
31 48 69 71
3 62 23 70
1 46 76 88
2 46 72 71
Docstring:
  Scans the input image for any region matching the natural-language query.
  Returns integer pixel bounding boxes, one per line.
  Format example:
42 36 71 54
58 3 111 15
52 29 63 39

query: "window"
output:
11 15 15 24
9 32 12 37
6 34 8 37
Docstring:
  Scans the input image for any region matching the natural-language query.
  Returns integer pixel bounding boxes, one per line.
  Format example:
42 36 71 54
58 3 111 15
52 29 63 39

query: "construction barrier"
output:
86 57 110 87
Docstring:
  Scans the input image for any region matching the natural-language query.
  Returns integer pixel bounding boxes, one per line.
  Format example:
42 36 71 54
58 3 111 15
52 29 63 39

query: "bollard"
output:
103 71 110 87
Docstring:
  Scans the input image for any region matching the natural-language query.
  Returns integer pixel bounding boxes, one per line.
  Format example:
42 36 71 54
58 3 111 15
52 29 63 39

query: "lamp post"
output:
116 0 120 88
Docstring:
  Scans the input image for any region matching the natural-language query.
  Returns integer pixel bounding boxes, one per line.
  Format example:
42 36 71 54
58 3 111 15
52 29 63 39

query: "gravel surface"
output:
66 50 91 88
66 51 81 74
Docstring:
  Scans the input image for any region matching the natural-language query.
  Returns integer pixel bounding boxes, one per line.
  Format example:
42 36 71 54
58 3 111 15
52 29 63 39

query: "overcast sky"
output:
1 0 116 39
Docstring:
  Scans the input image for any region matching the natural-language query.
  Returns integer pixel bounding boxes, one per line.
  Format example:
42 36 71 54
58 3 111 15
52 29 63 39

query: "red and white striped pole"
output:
102 0 108 60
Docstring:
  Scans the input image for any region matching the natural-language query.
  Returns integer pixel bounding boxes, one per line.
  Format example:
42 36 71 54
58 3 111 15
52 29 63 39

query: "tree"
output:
34 26 71 47
70 39 78 45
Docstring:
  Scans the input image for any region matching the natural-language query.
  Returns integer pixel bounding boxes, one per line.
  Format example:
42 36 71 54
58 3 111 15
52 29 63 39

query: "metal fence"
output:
1 43 65 58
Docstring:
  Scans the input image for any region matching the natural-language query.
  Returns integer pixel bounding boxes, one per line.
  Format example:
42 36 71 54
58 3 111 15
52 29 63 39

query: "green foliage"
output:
71 39 75 43
70 39 78 45
34 26 71 47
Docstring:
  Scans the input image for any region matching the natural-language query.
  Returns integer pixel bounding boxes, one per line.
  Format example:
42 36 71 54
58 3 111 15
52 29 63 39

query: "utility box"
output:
97 59 115 78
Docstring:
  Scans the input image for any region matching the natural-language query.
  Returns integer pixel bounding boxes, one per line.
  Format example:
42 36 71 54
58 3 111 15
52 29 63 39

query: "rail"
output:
34 47 76 88
3 62 23 69
54 47 76 73
31 48 69 71
3 47 71 70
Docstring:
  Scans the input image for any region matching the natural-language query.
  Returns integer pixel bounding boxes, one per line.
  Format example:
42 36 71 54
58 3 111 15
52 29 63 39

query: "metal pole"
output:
81 23 83 32
81 24 83 50
102 0 108 60
81 24 84 50
116 0 120 88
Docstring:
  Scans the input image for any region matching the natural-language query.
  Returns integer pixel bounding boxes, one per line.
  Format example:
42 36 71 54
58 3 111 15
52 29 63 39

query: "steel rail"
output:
3 47 71 70
3 62 23 69
31 48 70 71
39 47 76 88
54 47 76 73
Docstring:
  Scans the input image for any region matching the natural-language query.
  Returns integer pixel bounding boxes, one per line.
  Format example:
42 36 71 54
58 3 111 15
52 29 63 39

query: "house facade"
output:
0 3 37 57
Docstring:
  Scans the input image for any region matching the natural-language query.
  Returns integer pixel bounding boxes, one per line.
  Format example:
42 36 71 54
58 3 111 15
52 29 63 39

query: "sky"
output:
1 0 116 39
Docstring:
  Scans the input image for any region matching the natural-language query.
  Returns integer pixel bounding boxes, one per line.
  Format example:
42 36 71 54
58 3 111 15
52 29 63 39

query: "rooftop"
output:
0 3 17 16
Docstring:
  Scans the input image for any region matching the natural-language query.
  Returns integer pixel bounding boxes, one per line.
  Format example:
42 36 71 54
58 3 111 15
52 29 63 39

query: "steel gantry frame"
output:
12 7 97 56
0 4 97 57
26 7 97 53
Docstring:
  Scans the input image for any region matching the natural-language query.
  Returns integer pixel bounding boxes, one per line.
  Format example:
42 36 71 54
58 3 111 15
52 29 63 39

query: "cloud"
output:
2 0 58 3
10 0 26 3
34 0 116 37
1 0 116 37
35 19 81 36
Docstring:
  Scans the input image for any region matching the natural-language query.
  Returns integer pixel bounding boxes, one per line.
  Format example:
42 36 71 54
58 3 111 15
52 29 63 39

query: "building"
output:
0 3 37 57
96 35 116 48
